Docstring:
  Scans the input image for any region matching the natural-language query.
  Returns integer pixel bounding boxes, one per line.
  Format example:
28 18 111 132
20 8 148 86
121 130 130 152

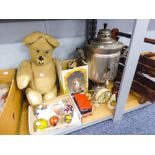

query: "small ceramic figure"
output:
107 82 120 110
67 60 77 69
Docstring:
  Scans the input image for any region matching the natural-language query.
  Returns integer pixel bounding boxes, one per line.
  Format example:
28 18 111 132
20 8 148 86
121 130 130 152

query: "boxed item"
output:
0 84 10 112
28 94 82 135
72 93 93 117
56 58 88 94
0 69 23 135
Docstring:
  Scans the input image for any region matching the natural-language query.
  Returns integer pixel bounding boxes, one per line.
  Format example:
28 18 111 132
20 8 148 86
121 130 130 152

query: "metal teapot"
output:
77 23 125 86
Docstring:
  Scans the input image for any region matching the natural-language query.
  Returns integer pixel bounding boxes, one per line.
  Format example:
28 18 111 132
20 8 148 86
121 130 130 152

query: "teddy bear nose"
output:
38 56 44 61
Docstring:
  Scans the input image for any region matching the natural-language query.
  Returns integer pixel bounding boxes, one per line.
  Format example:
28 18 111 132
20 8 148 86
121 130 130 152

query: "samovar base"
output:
89 80 107 91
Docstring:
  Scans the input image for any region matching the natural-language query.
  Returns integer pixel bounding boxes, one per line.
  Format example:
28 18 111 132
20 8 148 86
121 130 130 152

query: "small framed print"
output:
56 59 88 94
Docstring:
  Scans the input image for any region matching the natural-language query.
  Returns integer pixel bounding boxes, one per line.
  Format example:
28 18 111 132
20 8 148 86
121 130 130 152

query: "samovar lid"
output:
91 23 124 50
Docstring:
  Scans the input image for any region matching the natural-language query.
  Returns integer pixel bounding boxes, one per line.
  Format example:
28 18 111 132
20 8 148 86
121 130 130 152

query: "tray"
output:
28 94 82 135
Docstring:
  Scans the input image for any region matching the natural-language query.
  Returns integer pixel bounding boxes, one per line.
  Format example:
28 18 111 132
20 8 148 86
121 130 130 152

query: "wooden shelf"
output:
18 91 151 135
124 91 152 113
82 104 113 124
125 92 142 111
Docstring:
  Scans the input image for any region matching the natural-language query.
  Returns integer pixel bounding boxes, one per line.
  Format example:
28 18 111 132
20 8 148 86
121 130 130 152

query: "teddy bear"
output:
17 31 59 106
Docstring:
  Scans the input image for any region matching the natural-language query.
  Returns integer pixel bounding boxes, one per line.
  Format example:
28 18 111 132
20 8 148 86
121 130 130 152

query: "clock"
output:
95 88 112 104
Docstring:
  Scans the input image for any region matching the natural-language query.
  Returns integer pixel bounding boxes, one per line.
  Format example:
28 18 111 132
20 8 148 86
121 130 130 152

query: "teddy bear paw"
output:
17 75 30 89
43 92 56 102
26 89 42 106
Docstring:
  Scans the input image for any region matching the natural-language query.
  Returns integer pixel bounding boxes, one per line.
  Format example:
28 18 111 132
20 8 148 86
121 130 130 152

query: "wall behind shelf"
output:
97 19 155 32
97 19 155 52
0 19 155 45
0 19 155 69
0 37 86 69
0 20 87 44
0 20 87 69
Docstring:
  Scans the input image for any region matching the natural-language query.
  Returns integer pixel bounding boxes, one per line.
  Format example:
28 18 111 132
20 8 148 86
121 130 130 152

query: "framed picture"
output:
56 59 88 94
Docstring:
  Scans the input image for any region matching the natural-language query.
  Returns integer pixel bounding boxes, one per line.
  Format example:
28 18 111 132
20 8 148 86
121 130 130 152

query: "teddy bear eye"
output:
36 50 40 53
45 51 49 54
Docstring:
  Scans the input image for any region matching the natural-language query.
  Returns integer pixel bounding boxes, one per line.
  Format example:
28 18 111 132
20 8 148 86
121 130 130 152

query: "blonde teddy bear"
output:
17 32 59 106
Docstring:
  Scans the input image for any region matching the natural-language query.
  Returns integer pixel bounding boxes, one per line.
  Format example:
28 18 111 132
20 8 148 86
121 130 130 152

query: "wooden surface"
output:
124 91 142 111
18 90 147 135
82 104 113 124
18 101 29 135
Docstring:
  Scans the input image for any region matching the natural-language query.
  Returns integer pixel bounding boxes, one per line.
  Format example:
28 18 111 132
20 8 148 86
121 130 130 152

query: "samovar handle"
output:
76 47 87 65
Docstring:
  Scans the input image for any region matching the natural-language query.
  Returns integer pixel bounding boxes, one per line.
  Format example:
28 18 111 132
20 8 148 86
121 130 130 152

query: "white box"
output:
28 95 82 135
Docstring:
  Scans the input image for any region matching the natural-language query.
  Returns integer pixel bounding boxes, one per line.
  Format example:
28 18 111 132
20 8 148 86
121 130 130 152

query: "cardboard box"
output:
0 69 23 135
56 59 88 94
28 94 82 135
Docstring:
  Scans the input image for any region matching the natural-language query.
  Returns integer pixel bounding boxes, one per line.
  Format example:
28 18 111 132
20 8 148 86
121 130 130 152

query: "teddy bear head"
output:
23 32 59 65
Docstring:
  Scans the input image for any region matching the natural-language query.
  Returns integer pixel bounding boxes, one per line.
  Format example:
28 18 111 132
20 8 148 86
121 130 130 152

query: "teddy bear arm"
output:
17 60 32 89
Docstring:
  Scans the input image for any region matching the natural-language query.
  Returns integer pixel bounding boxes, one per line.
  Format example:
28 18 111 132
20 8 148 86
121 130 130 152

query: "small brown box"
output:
0 69 23 135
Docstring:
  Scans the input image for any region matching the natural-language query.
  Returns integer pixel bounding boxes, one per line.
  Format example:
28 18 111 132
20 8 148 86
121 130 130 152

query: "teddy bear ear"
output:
44 34 60 48
23 32 43 46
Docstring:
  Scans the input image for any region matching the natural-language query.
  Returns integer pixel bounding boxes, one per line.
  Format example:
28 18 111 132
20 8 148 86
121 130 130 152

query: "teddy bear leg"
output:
26 88 43 106
43 86 57 102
